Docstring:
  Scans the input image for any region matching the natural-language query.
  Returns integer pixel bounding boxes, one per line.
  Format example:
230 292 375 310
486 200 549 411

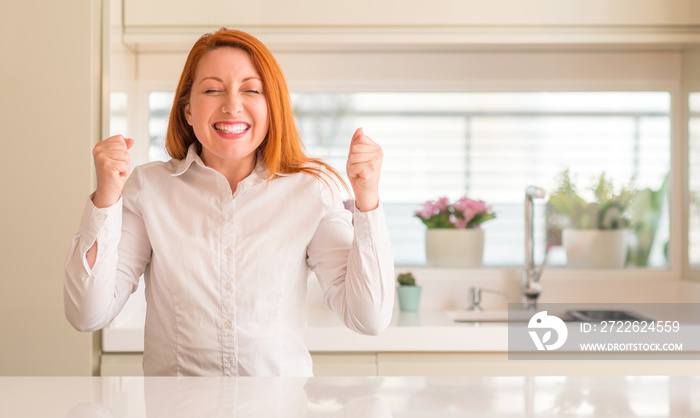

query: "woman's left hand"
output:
346 127 383 212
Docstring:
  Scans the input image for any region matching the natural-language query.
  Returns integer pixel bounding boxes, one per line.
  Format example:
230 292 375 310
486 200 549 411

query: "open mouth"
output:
213 122 251 134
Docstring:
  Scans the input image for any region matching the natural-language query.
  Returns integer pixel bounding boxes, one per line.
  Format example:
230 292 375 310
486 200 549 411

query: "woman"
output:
64 28 395 376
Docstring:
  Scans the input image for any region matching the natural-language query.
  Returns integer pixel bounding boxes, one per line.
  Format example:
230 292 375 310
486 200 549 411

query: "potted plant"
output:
415 196 496 267
626 173 669 267
547 169 636 268
396 272 421 312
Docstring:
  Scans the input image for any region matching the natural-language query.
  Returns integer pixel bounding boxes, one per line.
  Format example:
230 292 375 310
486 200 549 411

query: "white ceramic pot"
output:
562 228 628 268
425 228 484 267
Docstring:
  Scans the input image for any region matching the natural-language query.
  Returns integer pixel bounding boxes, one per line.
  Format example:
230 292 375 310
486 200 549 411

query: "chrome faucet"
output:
523 186 547 308
468 287 484 312
467 286 507 312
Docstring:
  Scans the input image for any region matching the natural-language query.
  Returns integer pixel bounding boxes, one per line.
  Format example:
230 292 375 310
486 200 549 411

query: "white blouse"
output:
64 145 395 376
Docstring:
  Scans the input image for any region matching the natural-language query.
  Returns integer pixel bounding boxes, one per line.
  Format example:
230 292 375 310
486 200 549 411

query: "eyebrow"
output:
198 76 262 83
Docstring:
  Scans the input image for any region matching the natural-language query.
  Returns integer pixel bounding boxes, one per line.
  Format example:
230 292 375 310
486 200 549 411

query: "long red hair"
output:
166 28 345 190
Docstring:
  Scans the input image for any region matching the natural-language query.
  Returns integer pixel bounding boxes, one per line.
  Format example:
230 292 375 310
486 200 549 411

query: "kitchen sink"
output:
566 309 649 322
445 310 533 323
446 309 648 323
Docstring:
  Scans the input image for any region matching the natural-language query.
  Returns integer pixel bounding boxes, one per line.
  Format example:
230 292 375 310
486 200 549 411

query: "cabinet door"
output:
101 354 144 376
311 354 377 376
101 353 377 376
124 0 700 28
378 353 510 376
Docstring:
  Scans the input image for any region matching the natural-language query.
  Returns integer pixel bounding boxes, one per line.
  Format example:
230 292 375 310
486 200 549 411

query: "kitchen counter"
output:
104 302 700 354
103 309 508 353
103 276 700 354
305 309 508 352
2 376 699 417
102 274 700 354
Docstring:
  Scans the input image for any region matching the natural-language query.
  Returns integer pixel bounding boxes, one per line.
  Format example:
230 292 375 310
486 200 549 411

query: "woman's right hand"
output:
92 135 134 208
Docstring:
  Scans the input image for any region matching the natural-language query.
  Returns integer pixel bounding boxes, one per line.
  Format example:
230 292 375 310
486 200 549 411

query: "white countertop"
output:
304 309 509 352
2 376 698 417
104 301 700 355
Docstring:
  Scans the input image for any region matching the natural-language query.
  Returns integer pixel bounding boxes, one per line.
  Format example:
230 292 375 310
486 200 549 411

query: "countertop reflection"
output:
1 376 698 417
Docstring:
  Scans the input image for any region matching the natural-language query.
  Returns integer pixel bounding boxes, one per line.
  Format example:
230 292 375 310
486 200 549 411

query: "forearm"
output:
319 204 395 336
86 241 97 269
64 234 120 331
340 251 395 334
64 196 124 331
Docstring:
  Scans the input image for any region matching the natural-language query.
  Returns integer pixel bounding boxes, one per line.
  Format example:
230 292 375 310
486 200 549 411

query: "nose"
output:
223 93 244 115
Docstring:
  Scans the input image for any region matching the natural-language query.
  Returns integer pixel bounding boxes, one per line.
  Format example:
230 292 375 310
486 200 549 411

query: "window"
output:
292 92 670 267
109 92 128 137
148 92 175 162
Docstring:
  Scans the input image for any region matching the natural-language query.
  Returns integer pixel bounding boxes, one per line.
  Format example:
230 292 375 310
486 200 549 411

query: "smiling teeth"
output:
214 123 249 134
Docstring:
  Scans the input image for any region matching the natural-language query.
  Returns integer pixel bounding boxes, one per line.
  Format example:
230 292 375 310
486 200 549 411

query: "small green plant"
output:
626 173 669 266
547 169 635 231
397 272 416 286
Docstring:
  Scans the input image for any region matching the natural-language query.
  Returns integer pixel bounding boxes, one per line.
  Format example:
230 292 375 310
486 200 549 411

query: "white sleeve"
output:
64 168 152 332
306 182 395 336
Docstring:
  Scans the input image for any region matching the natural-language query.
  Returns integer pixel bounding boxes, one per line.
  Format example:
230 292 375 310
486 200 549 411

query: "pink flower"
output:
449 214 468 229
454 196 486 213
454 197 489 220
435 197 450 211
415 195 495 229
462 208 475 224
473 200 488 213
415 197 451 219
415 200 437 219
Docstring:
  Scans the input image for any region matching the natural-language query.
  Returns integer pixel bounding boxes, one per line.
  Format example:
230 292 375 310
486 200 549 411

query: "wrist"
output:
355 198 379 213
92 189 120 208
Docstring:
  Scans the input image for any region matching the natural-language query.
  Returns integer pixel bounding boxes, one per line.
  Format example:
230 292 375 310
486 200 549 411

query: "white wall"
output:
0 0 101 375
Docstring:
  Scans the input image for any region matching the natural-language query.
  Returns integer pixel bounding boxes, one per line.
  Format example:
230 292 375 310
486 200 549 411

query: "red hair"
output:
166 28 345 190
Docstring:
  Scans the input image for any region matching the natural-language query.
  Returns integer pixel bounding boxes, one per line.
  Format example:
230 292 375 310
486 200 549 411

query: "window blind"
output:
292 92 671 267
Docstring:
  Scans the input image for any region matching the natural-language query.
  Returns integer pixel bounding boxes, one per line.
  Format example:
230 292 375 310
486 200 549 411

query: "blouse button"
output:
223 213 231 221
224 248 232 256
224 282 232 291
225 320 232 328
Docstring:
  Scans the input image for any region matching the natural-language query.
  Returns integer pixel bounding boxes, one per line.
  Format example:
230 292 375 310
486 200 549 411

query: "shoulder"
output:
138 159 179 175
127 159 179 182
284 166 343 190
122 159 177 201
273 168 344 208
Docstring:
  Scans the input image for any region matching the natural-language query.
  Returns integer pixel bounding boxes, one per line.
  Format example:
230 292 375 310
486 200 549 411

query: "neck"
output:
200 151 257 194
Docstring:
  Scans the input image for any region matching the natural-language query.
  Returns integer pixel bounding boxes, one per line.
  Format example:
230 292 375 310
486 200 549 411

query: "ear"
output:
184 103 192 126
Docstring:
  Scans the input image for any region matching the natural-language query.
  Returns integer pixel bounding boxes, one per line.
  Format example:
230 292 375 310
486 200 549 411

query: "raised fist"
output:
91 135 134 208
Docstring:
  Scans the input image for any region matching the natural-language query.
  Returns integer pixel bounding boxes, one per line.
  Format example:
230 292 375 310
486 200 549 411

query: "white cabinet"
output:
124 0 700 27
100 353 700 377
101 354 144 376
99 353 377 376
312 354 377 377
